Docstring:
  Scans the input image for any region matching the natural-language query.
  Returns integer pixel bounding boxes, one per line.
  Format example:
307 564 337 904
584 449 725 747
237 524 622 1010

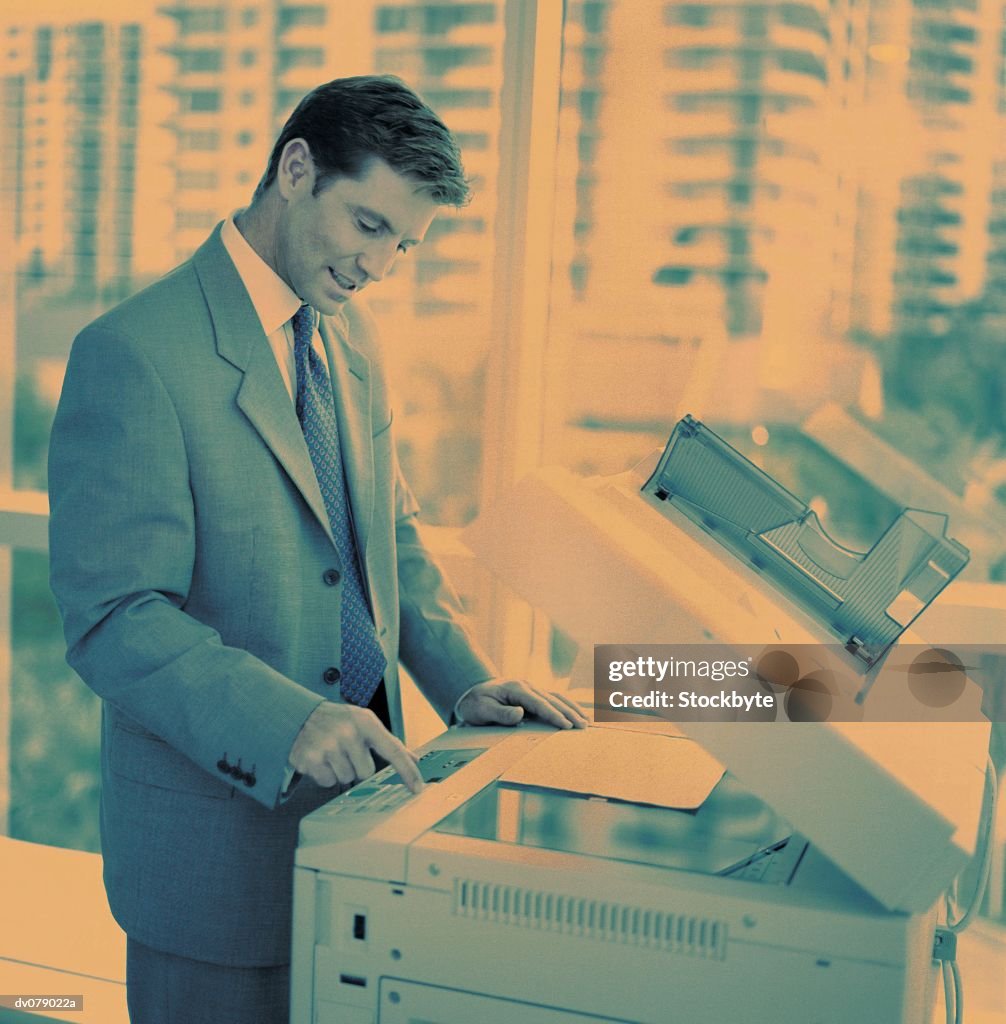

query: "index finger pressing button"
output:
383 747 424 794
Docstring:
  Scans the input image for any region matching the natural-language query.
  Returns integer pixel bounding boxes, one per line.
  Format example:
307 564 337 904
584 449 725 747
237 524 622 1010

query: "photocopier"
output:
290 417 994 1024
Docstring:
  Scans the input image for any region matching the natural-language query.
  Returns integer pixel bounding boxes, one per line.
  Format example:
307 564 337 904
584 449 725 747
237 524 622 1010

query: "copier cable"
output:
935 754 999 1024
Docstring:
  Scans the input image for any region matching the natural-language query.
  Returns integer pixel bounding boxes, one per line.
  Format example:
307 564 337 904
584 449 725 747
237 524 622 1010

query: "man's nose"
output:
357 241 398 283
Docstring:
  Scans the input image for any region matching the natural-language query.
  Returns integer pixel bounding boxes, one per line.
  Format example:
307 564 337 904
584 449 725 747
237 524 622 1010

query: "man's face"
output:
272 143 439 315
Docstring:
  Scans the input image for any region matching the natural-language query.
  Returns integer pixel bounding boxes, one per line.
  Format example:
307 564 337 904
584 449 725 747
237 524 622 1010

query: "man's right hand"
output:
288 703 424 794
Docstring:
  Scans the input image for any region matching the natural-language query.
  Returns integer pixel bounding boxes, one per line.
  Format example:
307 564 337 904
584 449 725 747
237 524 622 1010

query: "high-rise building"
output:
2 19 142 299
160 1 281 262
558 1 837 343
847 0 1005 337
544 0 851 466
371 1 500 329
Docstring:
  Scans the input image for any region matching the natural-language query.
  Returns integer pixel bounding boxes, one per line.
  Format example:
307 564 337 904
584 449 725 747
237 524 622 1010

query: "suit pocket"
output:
110 725 233 800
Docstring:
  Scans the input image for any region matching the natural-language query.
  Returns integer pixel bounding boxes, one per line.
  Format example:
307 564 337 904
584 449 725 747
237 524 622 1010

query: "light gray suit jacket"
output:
48 225 496 966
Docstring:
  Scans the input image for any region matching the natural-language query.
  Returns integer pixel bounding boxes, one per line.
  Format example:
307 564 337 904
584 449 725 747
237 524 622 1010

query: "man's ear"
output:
277 138 315 198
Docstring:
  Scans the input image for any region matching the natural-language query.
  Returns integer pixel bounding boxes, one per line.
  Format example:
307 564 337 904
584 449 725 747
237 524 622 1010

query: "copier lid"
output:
673 718 989 913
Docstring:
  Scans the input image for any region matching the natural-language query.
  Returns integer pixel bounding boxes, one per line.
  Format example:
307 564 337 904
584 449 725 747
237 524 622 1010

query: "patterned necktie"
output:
292 304 386 707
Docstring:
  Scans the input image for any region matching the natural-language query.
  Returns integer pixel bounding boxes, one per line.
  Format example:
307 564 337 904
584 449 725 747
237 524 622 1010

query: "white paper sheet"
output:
500 727 725 811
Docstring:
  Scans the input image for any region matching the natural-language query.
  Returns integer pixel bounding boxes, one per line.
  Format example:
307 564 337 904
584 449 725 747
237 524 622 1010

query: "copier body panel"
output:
291 726 942 1024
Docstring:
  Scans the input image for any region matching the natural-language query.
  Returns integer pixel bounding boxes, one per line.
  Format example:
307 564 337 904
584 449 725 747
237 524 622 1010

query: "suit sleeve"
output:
48 326 323 809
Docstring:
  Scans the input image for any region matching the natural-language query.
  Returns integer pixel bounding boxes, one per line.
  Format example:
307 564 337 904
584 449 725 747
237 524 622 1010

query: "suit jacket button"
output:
229 764 244 780
323 569 341 586
323 667 341 685
217 757 230 773
243 772 257 788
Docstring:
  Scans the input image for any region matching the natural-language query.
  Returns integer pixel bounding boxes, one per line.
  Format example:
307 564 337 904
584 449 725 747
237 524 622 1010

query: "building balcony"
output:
156 4 226 33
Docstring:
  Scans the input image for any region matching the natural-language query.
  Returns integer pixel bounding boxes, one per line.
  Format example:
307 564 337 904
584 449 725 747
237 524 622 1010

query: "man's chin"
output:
311 292 352 315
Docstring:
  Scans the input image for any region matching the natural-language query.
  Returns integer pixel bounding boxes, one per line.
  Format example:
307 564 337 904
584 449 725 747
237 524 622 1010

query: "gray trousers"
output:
126 938 290 1024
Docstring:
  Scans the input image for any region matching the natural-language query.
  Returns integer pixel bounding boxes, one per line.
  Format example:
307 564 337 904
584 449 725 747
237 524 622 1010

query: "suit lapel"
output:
320 314 375 558
191 226 337 550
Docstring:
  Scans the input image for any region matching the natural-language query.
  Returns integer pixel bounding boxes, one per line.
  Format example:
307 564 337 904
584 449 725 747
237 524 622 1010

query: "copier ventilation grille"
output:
453 880 727 960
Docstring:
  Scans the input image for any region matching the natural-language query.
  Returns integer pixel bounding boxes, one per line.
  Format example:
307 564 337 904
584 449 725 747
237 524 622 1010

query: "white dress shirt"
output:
220 213 333 392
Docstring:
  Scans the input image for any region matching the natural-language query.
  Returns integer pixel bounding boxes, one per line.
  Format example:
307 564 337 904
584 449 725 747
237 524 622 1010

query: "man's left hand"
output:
457 679 589 730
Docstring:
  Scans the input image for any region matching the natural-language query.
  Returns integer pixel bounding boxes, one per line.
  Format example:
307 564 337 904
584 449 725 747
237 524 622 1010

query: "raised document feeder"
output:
642 415 970 667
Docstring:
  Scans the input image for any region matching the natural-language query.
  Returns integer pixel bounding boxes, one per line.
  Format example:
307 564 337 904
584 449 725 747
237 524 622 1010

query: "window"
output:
177 169 219 189
668 46 730 71
581 1 608 34
174 209 219 230
34 26 52 82
277 47 325 72
421 3 494 35
415 257 479 285
912 48 975 75
275 87 308 112
178 128 221 150
277 5 326 31
177 7 226 34
421 88 492 108
376 6 410 33
578 88 601 119
180 88 222 113
778 2 830 38
581 43 605 76
919 21 975 43
774 49 827 82
453 130 490 150
374 2 495 35
177 48 224 74
424 215 487 240
426 44 492 74
666 5 716 28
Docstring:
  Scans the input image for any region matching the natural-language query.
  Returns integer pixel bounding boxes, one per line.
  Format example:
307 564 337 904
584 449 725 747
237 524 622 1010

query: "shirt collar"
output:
220 212 303 337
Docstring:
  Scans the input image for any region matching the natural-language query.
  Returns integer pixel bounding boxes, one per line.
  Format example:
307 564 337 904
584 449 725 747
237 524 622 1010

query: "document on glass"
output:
500 727 725 810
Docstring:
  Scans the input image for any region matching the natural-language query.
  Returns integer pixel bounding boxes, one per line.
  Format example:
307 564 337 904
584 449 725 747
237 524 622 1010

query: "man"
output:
48 76 586 1024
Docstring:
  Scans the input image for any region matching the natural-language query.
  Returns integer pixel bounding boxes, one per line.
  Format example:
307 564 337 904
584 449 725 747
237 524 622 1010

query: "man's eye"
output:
357 219 379 234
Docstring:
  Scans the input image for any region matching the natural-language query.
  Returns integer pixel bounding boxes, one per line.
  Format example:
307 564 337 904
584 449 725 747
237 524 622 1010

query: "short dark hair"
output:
254 75 470 206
